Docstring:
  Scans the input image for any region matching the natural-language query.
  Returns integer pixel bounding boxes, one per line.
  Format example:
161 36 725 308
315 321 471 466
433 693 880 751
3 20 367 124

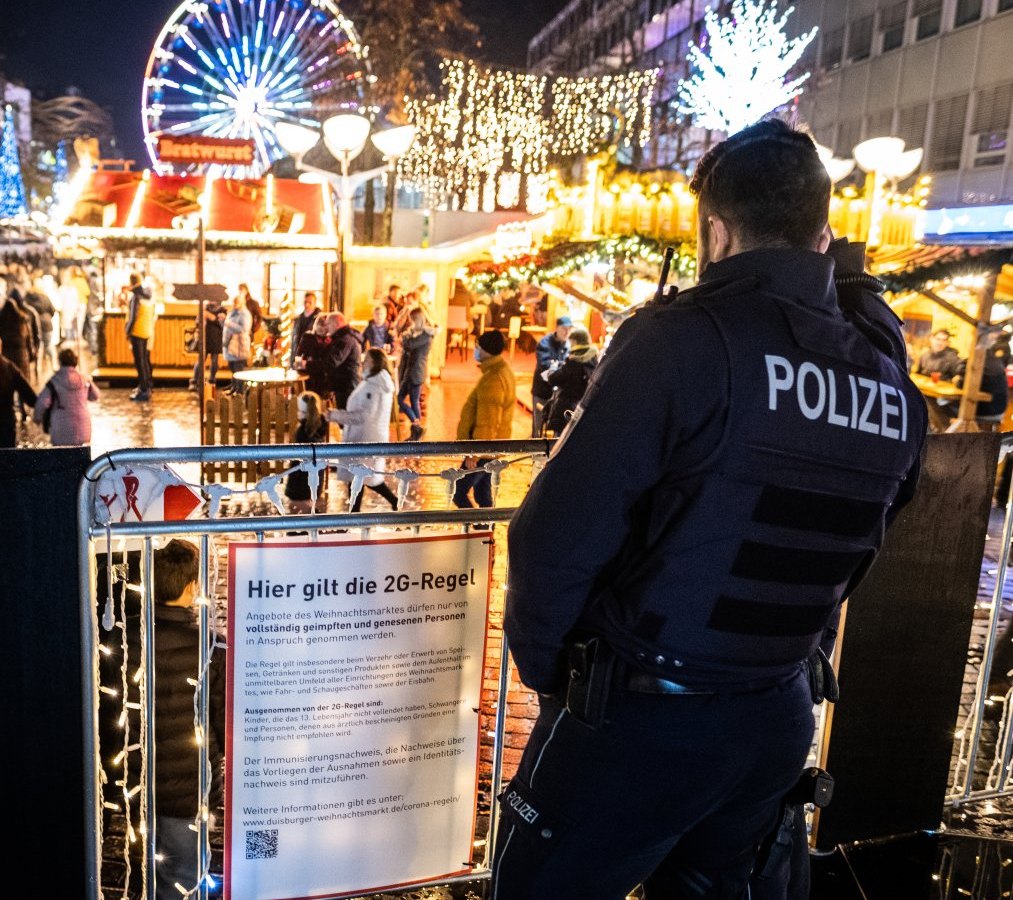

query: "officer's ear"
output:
704 214 733 265
816 223 833 254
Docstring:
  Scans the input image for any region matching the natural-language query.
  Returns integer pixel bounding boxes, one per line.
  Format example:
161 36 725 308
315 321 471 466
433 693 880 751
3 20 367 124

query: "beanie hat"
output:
477 329 506 356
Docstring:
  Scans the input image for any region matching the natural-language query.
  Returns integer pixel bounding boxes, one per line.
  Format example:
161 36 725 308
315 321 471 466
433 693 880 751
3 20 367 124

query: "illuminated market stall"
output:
50 168 338 377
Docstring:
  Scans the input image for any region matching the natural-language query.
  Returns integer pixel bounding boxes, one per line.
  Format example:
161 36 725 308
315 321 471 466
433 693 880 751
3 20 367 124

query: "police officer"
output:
492 119 927 899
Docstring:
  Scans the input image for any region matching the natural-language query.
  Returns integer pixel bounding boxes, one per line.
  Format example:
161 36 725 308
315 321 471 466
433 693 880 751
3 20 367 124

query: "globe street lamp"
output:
276 117 418 303
852 136 924 247
322 113 373 241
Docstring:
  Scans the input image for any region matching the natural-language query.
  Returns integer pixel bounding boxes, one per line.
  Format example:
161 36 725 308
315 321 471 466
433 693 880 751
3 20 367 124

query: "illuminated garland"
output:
878 248 1013 294
400 60 659 213
463 235 695 295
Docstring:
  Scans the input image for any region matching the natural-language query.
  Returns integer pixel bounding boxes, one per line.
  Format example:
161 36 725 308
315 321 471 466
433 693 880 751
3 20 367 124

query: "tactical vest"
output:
582 287 926 688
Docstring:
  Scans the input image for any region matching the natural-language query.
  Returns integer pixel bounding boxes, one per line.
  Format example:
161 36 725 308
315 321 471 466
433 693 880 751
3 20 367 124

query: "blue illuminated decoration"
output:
141 0 369 176
924 205 1013 246
0 106 28 220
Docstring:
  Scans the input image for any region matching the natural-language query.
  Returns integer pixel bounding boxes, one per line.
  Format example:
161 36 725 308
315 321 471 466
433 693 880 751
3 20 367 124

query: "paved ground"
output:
17 349 538 456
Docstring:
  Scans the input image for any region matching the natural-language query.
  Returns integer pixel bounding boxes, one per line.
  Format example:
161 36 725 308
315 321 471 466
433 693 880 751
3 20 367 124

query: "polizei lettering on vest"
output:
765 355 908 441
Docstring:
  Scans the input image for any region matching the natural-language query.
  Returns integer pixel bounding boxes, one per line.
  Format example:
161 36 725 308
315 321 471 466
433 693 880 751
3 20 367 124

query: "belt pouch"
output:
565 637 616 729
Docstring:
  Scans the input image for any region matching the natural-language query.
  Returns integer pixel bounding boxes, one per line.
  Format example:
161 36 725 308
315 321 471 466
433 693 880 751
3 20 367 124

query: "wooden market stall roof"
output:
872 244 1013 300
62 170 336 239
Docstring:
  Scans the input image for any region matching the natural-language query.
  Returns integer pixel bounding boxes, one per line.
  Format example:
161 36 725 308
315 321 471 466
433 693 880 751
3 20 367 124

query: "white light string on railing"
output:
93 454 547 525
96 533 228 898
177 534 225 899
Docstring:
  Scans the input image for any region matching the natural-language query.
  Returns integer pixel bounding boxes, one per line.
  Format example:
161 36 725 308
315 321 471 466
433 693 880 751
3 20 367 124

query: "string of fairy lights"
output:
463 235 696 296
400 59 659 213
99 531 224 899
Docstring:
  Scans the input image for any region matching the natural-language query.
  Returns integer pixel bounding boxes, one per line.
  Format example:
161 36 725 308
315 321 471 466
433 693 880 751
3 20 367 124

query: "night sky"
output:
0 0 567 162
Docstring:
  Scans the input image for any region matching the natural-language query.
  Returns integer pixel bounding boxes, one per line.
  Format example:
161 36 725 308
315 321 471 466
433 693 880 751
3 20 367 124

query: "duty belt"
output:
621 670 713 695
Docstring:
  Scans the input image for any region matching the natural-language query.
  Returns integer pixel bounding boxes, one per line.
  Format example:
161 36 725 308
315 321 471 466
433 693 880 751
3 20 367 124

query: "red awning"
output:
66 171 334 237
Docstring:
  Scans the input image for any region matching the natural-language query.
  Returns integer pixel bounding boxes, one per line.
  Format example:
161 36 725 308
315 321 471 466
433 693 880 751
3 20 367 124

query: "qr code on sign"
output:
246 829 279 859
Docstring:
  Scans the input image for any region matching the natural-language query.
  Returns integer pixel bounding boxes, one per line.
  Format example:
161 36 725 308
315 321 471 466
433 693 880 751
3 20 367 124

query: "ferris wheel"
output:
142 0 370 176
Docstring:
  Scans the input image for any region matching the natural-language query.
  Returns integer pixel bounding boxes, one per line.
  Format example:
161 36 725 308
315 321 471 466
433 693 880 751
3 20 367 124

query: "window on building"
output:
913 0 942 40
930 94 969 170
837 119 862 158
865 109 894 139
848 15 874 61
821 26 844 71
878 1 908 52
971 83 1013 167
896 103 929 150
954 0 982 26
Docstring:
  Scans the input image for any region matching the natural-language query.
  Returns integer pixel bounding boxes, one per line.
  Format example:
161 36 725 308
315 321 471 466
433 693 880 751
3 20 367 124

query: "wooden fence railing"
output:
203 390 301 484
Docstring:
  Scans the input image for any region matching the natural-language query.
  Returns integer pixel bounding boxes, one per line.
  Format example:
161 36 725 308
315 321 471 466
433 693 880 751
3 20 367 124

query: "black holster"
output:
565 637 617 729
754 767 834 882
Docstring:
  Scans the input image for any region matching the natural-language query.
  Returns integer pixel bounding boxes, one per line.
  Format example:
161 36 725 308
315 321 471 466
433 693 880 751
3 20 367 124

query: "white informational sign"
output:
225 533 492 900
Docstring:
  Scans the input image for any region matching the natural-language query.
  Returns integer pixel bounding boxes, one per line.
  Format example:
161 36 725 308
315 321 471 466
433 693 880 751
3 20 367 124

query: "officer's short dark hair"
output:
58 347 78 368
690 119 831 250
153 539 199 606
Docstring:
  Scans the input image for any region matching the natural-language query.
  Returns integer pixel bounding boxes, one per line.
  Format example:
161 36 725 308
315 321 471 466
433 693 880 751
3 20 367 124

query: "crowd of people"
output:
1 257 102 448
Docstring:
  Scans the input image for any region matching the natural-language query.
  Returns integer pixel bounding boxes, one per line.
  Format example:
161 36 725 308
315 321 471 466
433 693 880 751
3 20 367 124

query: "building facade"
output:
528 0 1013 206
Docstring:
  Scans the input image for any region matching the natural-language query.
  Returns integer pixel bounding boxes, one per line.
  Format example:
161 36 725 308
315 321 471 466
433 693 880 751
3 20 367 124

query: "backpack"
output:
42 381 61 434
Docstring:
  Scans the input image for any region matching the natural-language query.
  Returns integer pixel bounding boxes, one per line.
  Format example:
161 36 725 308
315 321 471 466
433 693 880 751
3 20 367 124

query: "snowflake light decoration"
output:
678 0 817 136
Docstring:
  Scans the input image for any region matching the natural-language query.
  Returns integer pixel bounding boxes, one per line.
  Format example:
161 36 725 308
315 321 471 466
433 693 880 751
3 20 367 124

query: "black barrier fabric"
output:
2 448 90 897
815 433 1001 850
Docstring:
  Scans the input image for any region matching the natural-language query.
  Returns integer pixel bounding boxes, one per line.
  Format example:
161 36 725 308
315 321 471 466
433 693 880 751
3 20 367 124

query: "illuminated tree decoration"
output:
400 60 659 212
678 0 817 135
52 140 70 207
0 106 28 220
141 0 370 177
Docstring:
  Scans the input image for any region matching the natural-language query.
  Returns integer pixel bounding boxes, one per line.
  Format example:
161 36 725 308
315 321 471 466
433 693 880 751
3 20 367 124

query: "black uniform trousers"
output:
491 669 813 900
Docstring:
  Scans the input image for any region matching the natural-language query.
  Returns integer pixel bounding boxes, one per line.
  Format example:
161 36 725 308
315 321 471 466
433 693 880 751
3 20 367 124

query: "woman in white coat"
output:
327 348 400 512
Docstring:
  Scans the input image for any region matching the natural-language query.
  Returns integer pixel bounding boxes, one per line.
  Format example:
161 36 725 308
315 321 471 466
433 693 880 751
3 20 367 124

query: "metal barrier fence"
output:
79 439 551 900
949 438 1013 807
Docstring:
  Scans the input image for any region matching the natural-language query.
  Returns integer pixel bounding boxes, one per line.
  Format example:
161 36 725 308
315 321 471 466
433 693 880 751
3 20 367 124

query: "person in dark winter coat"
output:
189 303 224 390
11 290 42 372
397 307 436 440
121 540 226 900
0 291 36 378
531 315 572 436
289 292 320 367
295 315 333 397
285 391 329 513
544 327 598 435
0 337 37 446
324 312 362 410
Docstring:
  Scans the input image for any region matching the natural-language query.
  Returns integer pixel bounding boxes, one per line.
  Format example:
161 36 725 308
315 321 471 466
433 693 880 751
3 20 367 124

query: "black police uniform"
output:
494 248 926 900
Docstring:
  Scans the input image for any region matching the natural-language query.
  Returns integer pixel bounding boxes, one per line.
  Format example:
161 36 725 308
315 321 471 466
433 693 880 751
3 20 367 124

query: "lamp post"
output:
370 125 416 245
852 136 924 247
276 117 416 304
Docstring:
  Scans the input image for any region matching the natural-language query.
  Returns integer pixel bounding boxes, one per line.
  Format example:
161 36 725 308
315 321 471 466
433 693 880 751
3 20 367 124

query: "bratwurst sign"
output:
225 534 492 900
157 135 256 165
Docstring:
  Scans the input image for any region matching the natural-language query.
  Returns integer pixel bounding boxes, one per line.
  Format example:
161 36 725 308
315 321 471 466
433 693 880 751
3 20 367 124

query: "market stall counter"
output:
99 301 199 378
